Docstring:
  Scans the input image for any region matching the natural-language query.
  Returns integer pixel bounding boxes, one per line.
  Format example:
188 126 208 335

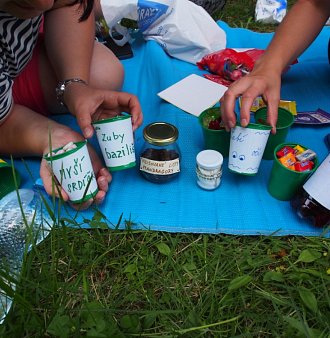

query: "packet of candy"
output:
294 108 330 125
198 48 297 87
238 96 297 114
197 48 265 86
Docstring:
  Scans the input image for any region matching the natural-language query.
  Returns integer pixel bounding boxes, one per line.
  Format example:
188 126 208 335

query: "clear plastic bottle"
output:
0 189 52 323
290 153 330 227
139 122 181 183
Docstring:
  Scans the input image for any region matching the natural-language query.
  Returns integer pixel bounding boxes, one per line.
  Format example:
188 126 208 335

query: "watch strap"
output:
56 78 88 106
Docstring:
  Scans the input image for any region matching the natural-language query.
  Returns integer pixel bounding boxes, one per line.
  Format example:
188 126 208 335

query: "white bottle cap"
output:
196 150 223 170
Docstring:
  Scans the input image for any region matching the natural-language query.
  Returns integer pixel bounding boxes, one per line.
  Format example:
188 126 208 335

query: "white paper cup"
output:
44 141 98 203
228 123 271 175
93 115 136 171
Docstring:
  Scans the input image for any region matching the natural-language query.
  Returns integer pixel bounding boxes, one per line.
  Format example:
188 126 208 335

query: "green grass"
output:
1 1 330 337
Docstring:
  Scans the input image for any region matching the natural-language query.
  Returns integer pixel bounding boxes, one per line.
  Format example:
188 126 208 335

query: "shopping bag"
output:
100 0 138 46
101 0 227 63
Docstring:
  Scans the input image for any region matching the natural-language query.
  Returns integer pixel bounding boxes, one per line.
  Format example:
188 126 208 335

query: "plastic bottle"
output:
0 189 52 324
196 149 223 190
290 153 330 227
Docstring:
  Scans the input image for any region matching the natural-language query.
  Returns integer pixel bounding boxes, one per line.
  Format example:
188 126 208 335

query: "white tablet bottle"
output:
196 150 223 190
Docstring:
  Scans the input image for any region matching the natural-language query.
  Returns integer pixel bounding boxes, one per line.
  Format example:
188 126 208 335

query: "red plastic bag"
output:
197 48 265 86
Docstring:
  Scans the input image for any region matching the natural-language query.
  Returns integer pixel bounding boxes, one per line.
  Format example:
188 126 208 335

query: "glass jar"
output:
139 122 181 183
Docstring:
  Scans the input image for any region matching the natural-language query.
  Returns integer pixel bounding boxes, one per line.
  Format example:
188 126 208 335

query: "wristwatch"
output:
55 78 88 106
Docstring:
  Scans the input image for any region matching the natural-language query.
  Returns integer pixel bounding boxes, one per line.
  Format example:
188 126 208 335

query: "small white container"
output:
196 150 223 190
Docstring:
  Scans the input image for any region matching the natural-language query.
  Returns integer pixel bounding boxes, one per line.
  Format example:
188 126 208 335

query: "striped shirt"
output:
0 11 42 121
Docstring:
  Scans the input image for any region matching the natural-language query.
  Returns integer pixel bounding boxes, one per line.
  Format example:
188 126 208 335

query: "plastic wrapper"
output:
0 189 52 324
255 0 287 24
197 48 265 86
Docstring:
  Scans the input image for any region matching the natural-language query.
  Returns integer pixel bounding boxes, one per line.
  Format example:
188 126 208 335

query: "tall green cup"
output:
254 107 294 160
198 107 231 157
267 143 318 201
0 159 21 199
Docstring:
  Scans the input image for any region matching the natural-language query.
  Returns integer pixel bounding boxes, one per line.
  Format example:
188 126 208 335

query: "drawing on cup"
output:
228 124 271 175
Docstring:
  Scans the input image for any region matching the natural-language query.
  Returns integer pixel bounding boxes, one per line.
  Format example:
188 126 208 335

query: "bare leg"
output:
38 39 124 115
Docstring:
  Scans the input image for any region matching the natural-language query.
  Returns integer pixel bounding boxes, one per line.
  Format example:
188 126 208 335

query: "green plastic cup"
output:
267 142 318 201
198 107 231 157
254 107 294 160
0 159 21 199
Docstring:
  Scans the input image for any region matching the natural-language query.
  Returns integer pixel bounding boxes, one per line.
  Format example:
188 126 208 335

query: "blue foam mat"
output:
12 22 330 236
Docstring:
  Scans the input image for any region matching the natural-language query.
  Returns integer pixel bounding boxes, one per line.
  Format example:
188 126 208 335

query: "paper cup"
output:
267 142 318 201
254 107 294 160
198 107 231 157
0 159 21 199
93 115 136 171
44 141 98 203
228 123 271 175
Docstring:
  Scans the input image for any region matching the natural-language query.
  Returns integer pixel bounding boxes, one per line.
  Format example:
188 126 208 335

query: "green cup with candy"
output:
254 107 295 160
198 107 231 157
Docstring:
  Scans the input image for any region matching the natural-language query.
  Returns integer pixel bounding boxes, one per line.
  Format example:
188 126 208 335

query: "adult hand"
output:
220 65 282 134
64 83 143 139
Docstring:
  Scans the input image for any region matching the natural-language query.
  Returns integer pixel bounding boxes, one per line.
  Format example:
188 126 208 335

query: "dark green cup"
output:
0 159 21 200
267 143 318 201
198 107 231 157
254 107 294 160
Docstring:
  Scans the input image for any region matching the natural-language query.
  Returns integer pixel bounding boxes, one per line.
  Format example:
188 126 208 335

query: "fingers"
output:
103 91 143 131
40 159 69 202
221 73 280 132
221 76 259 131
76 114 94 139
69 168 111 210
265 98 279 134
220 88 237 131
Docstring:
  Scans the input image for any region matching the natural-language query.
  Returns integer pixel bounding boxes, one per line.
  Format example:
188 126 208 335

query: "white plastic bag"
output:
100 0 138 46
255 0 287 24
101 0 227 64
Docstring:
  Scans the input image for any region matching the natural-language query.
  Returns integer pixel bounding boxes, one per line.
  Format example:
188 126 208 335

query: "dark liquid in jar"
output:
290 188 330 228
140 148 179 183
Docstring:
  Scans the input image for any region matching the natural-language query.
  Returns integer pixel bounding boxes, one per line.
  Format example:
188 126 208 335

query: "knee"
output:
91 42 125 91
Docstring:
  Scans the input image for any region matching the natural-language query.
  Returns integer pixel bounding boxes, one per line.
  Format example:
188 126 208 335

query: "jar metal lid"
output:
196 149 223 169
143 122 179 146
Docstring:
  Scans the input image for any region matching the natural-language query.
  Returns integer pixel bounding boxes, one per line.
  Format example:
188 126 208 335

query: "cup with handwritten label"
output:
93 115 136 171
228 123 271 175
44 141 98 203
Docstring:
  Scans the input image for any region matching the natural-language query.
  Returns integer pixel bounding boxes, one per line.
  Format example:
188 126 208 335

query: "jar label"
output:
140 157 180 175
303 153 330 210
196 166 222 190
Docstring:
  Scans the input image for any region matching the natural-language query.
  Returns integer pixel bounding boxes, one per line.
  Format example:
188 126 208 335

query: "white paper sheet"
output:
157 74 228 117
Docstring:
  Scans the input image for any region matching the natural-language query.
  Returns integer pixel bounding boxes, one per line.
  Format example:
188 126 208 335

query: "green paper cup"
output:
198 107 230 157
254 107 294 160
0 159 21 199
228 122 272 175
267 142 318 201
44 141 98 203
93 115 136 171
